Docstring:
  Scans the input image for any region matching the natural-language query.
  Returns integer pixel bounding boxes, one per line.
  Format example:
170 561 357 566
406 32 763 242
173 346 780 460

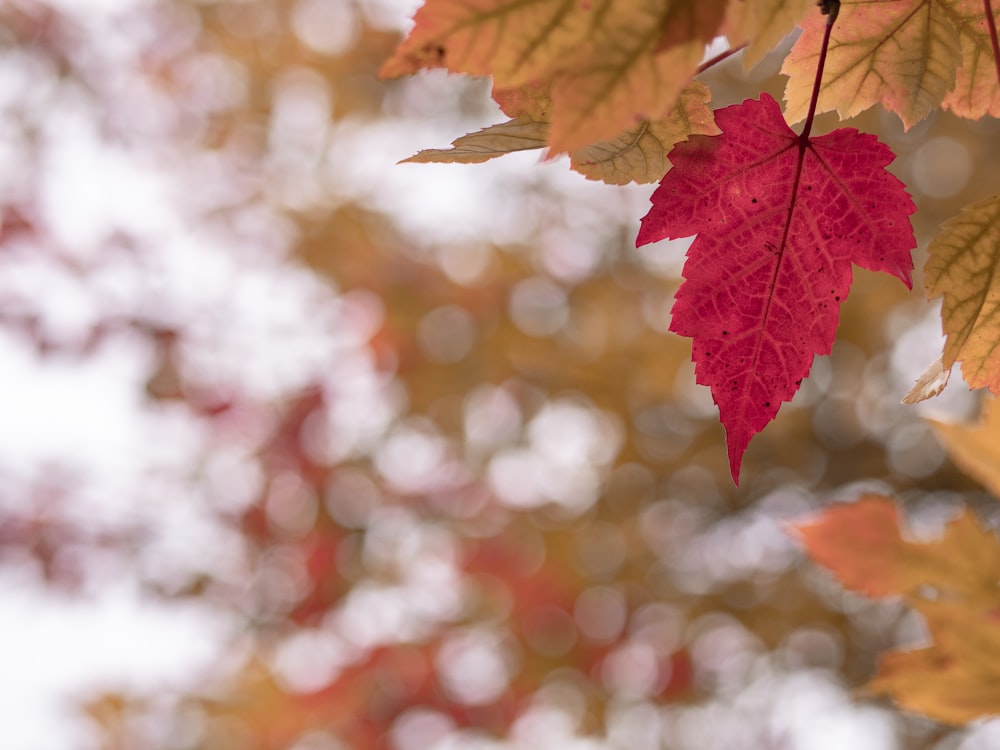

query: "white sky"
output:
0 573 229 750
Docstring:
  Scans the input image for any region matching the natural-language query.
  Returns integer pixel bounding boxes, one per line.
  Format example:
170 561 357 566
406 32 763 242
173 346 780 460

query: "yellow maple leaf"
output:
782 0 960 129
924 194 1000 396
941 0 1000 118
402 81 717 184
930 397 1000 499
795 496 1000 724
549 32 704 152
571 81 718 183
868 600 1000 724
723 0 814 70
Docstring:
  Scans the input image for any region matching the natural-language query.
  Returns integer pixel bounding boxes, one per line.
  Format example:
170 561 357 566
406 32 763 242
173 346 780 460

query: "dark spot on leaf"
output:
424 44 447 61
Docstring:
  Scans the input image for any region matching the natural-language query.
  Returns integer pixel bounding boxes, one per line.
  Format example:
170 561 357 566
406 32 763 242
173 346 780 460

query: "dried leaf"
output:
901 355 951 404
402 118 551 164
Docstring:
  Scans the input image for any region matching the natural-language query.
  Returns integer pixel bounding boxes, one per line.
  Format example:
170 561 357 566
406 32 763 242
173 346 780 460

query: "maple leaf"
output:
380 0 728 82
782 0 961 129
380 0 729 152
792 495 907 596
941 0 1000 118
547 28 704 152
493 80 551 119
723 0 815 69
636 94 915 482
403 81 718 184
794 495 1000 605
930 396 1000 497
867 599 1000 724
403 118 552 165
924 193 1000 395
793 496 1000 724
378 0 597 84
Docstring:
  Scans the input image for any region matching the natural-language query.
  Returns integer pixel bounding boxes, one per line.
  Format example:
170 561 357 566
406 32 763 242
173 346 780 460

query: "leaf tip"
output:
901 356 951 404
635 209 667 248
726 431 749 486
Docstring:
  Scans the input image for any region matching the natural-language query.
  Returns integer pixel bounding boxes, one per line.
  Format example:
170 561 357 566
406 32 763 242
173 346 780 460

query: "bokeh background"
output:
1 0 999 748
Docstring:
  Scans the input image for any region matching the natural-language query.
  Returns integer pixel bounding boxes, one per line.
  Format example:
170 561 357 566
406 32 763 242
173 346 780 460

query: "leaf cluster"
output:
384 0 1000 727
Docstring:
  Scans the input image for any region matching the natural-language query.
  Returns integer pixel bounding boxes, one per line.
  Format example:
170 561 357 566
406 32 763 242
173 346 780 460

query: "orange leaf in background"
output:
795 496 1000 606
930 397 1000 499
792 495 906 596
794 496 1000 724
868 600 1000 724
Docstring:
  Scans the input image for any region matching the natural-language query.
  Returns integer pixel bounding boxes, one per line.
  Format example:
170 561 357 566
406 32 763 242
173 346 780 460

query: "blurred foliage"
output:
0 1 999 749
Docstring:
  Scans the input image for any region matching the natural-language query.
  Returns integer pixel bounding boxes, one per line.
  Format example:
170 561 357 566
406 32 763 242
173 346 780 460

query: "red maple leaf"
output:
637 94 915 483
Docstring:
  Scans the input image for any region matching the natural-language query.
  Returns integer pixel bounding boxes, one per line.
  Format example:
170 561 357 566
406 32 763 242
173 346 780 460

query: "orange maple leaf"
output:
380 0 729 151
794 496 1000 724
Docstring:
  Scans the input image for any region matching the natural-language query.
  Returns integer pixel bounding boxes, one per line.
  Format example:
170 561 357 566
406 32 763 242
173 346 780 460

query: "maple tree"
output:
377 0 1000 730
5 0 1000 747
382 0 1000 481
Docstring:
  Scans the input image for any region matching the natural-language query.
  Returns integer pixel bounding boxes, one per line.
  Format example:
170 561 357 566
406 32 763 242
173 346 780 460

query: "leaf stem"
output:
985 0 1000 89
696 44 747 75
799 0 840 143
